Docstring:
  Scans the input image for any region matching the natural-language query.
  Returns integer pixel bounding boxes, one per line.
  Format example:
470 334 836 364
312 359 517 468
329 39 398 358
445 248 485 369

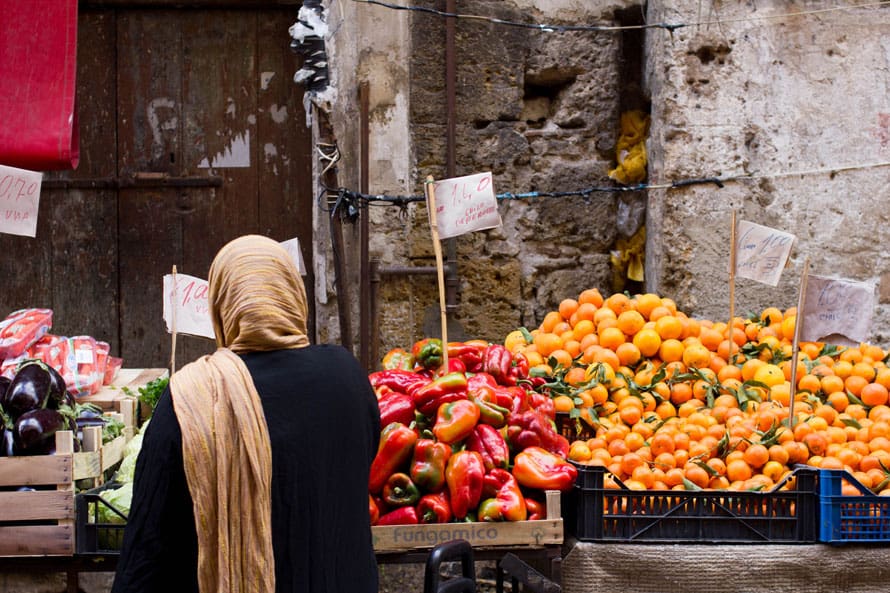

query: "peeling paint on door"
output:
197 130 250 168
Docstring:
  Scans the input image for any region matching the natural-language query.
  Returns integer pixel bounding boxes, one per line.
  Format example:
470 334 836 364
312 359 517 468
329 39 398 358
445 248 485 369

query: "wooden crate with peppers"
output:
368 338 575 551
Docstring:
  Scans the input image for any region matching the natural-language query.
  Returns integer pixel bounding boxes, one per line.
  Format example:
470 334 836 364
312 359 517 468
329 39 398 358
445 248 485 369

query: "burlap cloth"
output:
562 540 890 593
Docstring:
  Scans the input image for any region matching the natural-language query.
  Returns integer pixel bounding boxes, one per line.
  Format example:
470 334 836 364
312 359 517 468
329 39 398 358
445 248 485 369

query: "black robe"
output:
111 345 381 593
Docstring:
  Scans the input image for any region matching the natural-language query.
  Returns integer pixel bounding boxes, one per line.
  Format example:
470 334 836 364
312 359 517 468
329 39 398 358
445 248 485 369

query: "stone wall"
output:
320 0 890 357
325 0 643 358
645 2 890 342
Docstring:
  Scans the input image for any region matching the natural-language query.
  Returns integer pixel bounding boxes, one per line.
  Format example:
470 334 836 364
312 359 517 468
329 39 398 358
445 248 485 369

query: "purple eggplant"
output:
13 408 68 454
2 361 56 419
0 427 13 456
0 377 10 400
44 364 68 408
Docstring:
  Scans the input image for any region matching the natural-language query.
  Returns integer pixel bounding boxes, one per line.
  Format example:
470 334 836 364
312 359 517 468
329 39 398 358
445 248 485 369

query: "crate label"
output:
373 519 562 552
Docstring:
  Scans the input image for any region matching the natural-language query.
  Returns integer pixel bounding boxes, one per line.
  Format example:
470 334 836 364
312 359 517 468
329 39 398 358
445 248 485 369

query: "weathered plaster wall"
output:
327 0 643 360
321 0 890 359
645 2 890 343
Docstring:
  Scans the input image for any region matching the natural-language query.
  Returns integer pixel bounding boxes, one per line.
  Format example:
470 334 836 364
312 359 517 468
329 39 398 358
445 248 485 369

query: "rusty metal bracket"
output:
42 175 223 190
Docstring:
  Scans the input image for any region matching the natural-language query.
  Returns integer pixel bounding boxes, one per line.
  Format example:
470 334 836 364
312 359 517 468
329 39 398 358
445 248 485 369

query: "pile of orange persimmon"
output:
504 288 890 495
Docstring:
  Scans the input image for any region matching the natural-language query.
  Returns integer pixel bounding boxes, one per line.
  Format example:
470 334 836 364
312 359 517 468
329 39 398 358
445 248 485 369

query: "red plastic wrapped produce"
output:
0 308 53 359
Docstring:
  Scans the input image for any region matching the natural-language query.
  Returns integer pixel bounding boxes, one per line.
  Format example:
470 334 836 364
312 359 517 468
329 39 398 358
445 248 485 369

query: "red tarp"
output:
0 0 79 171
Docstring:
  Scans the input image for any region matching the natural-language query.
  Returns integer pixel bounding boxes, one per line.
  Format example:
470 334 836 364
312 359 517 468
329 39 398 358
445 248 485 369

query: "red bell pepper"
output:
434 357 467 377
447 340 489 373
369 494 380 525
512 446 578 492
412 338 443 370
412 371 468 416
369 422 419 494
377 390 416 428
382 472 421 507
469 384 510 428
432 399 480 444
446 450 486 520
529 391 556 420
506 409 569 457
417 491 453 524
410 438 451 492
465 423 509 471
478 468 527 522
482 343 513 384
506 352 531 385
381 347 416 371
525 496 546 521
368 369 429 395
377 505 419 526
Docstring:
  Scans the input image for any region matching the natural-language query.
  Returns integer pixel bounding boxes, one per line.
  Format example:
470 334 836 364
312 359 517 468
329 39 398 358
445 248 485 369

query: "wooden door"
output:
0 3 313 370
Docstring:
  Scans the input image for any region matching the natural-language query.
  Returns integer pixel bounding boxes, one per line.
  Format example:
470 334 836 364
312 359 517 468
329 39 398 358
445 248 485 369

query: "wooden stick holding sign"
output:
787 257 810 425
170 265 178 374
424 175 450 370
727 210 738 366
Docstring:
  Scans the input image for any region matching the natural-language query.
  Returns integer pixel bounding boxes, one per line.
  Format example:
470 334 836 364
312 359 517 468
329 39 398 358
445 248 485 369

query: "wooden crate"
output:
79 367 168 423
0 399 138 558
372 490 563 553
0 433 80 556
73 398 138 485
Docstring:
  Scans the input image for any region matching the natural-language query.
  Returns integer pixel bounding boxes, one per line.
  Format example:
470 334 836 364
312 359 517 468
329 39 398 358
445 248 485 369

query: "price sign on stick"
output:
163 272 215 340
431 172 501 240
425 176 450 369
800 274 876 346
735 220 795 287
0 164 42 238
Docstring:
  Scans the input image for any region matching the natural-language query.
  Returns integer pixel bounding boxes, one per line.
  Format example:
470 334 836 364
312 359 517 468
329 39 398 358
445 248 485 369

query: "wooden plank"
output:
0 491 73 522
46 10 120 349
79 367 168 411
117 11 184 369
174 9 262 365
372 519 563 553
373 490 564 553
73 452 102 482
0 455 71 487
0 525 74 557
100 435 128 472
256 10 316 326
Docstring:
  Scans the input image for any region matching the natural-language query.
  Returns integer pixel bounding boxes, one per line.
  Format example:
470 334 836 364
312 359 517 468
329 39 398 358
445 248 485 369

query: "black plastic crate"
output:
817 467 890 544
75 482 128 555
565 463 819 543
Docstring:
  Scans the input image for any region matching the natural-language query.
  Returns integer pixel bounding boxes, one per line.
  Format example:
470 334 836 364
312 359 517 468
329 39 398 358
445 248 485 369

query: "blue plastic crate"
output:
817 468 890 544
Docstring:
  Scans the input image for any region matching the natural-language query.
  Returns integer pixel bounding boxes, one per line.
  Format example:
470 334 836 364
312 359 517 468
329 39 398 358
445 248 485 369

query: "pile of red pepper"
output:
368 338 577 526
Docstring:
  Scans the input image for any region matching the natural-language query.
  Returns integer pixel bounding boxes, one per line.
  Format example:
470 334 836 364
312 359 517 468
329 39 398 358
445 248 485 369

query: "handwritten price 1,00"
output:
177 279 209 316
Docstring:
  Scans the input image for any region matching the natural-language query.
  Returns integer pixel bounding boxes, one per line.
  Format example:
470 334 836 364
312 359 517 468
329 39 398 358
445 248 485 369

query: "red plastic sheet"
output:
0 0 79 171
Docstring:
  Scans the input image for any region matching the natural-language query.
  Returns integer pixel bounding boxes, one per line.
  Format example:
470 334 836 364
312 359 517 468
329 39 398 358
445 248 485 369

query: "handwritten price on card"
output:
163 273 214 339
432 172 501 240
179 278 210 317
735 221 795 286
0 165 42 237
801 275 875 343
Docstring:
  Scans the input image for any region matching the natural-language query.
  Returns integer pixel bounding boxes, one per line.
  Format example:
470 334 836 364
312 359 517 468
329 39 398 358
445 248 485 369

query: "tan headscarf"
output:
170 235 310 593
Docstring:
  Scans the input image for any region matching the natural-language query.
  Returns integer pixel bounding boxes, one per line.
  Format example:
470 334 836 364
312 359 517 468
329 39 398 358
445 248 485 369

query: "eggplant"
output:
44 364 68 408
2 361 56 419
13 408 68 454
0 376 10 400
0 427 13 456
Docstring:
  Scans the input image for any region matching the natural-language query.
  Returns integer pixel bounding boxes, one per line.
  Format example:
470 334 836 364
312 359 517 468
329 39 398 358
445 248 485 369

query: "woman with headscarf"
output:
112 235 380 593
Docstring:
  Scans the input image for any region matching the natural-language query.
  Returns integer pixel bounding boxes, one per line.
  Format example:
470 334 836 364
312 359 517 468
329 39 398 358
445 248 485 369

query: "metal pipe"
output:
444 0 459 313
369 258 381 369
359 82 371 371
